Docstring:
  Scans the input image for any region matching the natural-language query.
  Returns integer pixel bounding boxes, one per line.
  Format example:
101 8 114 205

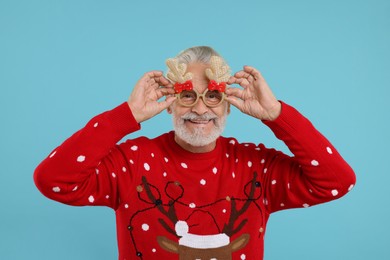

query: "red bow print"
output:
208 80 226 92
174 80 193 93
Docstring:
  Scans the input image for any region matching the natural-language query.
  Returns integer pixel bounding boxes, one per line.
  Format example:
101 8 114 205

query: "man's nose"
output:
191 97 209 115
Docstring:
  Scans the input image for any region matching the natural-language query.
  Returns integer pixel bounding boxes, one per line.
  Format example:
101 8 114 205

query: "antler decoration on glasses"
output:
205 56 231 92
166 58 194 93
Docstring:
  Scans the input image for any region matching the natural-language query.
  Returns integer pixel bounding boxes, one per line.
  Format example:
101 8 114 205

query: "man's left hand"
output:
226 66 281 121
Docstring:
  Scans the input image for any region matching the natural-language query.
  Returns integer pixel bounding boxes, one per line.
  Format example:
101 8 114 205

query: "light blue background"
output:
1 0 388 259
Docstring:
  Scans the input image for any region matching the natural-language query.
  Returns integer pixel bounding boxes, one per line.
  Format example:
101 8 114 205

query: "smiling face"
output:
169 62 230 153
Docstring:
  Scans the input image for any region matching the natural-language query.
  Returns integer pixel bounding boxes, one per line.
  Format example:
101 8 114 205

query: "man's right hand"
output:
127 71 176 123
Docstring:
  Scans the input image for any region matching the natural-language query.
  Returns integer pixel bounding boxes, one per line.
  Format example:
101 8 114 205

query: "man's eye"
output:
180 91 196 99
206 91 222 100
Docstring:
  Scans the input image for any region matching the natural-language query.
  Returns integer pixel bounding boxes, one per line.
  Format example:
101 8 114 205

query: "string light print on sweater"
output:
128 172 264 260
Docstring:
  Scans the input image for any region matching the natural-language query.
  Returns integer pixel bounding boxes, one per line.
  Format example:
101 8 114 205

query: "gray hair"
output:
174 46 225 65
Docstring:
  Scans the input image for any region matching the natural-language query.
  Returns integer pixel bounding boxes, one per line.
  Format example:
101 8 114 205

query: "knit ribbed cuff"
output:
262 101 311 140
105 102 141 136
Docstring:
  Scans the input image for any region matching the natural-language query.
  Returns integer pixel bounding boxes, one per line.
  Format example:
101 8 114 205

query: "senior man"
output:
34 46 356 259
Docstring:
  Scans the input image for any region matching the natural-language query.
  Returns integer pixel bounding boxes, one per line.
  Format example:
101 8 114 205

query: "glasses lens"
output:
179 90 197 106
204 90 224 106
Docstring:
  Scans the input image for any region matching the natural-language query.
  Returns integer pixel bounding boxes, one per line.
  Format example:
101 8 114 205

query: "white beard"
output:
172 109 227 147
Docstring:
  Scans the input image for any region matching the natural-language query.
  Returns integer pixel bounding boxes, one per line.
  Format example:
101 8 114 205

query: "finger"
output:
140 71 163 88
156 96 177 111
139 72 163 86
234 71 255 83
149 78 169 90
155 76 173 88
228 76 240 85
234 78 251 88
144 71 164 79
147 78 157 86
225 95 245 111
225 87 244 99
243 66 264 81
158 88 175 96
150 83 160 90
228 77 250 88
227 76 237 85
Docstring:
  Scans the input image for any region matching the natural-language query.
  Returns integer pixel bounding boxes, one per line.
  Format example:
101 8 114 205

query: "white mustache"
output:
181 112 217 121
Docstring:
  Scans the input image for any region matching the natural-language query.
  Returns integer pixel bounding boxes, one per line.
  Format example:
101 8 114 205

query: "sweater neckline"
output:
167 131 222 160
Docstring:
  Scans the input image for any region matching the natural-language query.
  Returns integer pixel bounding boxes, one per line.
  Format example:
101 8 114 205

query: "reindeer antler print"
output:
141 176 180 236
222 172 261 237
205 55 231 83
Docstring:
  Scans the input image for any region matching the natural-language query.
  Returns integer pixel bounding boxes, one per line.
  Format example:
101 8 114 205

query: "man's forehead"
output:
186 63 210 82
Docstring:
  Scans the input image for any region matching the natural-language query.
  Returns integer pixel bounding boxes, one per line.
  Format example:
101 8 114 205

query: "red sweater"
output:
34 101 356 260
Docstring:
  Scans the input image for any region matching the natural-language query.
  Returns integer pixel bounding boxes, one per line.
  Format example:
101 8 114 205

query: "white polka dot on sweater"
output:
247 161 253 167
212 167 218 174
260 159 265 164
164 157 169 163
163 172 167 177
124 204 129 208
77 155 86 162
95 168 99 174
49 151 57 158
152 248 156 253
112 172 116 178
122 167 126 172
303 203 310 208
348 184 354 191
222 209 227 213
52 187 60 192
241 253 246 259
144 163 150 171
189 203 196 208
271 180 277 185
142 223 149 231
93 122 98 128
326 147 333 154
131 145 138 151
311 160 319 166
151 153 155 158
88 195 95 203
129 159 134 164
331 189 339 196
263 168 267 174
232 172 236 178
226 153 229 158
72 186 78 191
229 140 236 145
181 162 188 169
105 195 110 199
200 179 206 185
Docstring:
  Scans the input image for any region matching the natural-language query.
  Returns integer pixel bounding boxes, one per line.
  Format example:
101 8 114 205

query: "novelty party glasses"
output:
174 80 226 108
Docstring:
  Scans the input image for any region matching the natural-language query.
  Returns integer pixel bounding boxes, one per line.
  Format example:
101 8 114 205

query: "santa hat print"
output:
175 210 230 249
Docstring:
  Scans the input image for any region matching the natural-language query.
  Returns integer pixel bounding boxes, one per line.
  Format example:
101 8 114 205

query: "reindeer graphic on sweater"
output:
129 172 262 259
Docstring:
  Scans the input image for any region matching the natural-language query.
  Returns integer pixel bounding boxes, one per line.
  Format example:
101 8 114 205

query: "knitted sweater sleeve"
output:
261 102 356 213
34 102 140 209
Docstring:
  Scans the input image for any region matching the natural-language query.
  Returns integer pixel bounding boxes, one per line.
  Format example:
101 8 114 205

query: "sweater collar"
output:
167 131 222 160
